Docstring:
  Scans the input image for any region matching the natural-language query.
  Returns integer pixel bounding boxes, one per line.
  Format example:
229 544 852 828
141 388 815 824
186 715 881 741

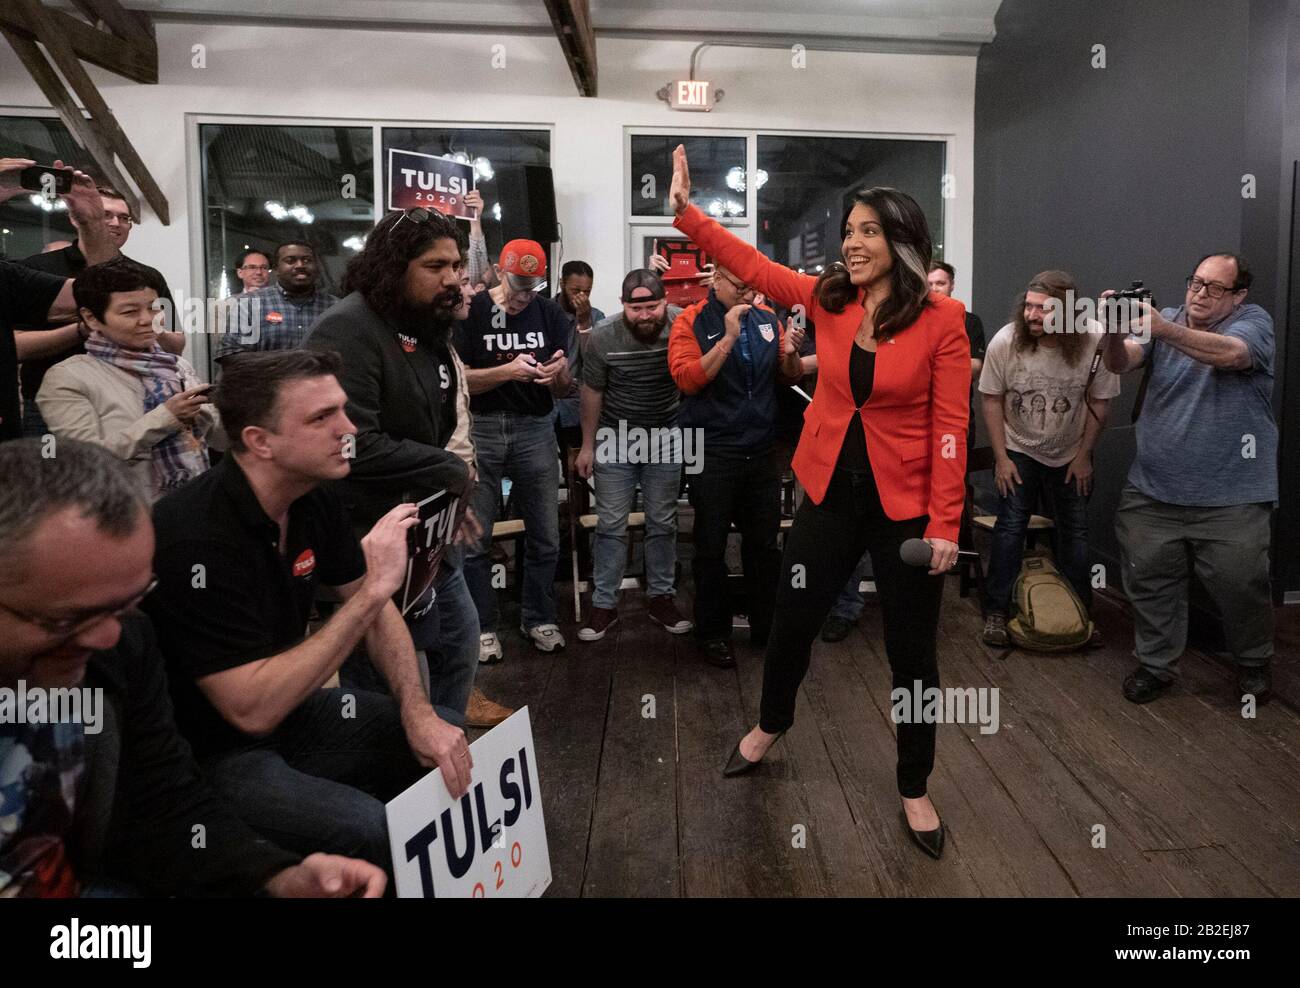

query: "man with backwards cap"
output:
455 240 574 664
575 270 691 642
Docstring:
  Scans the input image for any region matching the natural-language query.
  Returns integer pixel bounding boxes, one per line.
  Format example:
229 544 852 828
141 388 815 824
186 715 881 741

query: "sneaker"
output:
465 688 514 728
479 632 503 664
522 623 566 653
578 607 619 642
820 615 854 643
648 595 693 634
982 612 1009 647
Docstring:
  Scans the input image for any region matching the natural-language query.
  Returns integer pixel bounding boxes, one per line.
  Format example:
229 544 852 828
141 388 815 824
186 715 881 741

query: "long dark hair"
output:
813 187 933 341
1013 269 1090 366
343 209 466 319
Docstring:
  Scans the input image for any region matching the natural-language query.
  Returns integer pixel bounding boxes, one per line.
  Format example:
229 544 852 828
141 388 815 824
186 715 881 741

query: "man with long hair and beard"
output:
305 206 510 732
978 270 1119 647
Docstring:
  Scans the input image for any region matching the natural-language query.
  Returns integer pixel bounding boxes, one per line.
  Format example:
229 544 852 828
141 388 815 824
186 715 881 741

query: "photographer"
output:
0 158 120 442
1102 254 1277 705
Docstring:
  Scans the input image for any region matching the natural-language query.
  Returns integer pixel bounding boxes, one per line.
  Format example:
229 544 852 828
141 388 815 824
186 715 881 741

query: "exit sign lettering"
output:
669 80 713 112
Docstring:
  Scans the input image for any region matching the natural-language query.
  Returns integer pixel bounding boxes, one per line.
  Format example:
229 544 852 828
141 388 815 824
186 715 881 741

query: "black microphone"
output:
900 538 981 568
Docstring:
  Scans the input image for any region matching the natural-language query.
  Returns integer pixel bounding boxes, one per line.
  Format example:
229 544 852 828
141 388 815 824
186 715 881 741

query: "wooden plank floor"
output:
472 581 1300 897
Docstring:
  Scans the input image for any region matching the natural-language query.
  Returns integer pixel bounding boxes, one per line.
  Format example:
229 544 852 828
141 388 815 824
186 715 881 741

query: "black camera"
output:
1103 281 1155 330
1112 280 1154 303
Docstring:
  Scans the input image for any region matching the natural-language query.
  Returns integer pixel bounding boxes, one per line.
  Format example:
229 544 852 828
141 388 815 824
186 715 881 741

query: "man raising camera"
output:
1103 254 1277 705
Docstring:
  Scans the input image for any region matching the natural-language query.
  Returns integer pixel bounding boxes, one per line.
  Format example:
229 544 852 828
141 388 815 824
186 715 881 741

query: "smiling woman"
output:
669 143 970 859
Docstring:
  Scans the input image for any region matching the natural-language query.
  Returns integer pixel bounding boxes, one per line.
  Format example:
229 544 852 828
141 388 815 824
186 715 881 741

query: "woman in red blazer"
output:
669 146 969 858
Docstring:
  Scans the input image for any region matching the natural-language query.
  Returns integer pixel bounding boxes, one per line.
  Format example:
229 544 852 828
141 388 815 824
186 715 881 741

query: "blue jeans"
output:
201 688 426 875
591 457 682 609
984 449 1092 616
338 552 477 727
407 551 478 725
829 550 876 622
464 411 560 632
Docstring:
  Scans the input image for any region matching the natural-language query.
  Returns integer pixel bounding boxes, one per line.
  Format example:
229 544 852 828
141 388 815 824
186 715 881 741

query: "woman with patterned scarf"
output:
36 259 222 499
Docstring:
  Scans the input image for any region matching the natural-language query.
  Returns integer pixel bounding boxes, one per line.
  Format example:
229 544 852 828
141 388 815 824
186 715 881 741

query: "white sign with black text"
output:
386 707 551 898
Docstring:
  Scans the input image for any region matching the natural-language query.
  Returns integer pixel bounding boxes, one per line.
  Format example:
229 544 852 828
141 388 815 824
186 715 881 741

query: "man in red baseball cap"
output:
454 240 574 663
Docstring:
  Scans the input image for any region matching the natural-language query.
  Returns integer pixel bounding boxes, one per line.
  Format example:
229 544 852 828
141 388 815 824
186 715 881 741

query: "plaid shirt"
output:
216 283 338 361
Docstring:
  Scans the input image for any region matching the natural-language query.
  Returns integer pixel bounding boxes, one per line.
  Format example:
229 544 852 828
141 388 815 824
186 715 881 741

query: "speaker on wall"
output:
496 164 558 244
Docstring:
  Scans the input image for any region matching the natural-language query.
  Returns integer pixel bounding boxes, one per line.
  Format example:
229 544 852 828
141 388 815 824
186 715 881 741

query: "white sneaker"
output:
479 632 503 664
522 623 566 653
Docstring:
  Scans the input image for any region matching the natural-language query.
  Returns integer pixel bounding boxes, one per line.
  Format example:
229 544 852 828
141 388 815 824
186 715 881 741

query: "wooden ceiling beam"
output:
3 0 169 224
0 1 157 84
542 0 598 97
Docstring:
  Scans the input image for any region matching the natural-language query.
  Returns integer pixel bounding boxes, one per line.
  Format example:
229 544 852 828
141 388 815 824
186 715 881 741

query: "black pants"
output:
760 467 944 797
689 448 783 644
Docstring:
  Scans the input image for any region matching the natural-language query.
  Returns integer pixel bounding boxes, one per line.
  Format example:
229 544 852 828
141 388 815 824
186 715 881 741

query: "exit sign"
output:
668 79 714 111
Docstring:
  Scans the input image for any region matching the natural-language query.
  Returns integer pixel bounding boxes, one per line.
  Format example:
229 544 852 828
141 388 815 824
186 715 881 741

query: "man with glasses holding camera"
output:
668 263 804 667
1103 253 1277 705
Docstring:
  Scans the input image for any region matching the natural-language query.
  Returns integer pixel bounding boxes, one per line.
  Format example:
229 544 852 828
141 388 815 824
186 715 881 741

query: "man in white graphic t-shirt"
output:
977 270 1121 646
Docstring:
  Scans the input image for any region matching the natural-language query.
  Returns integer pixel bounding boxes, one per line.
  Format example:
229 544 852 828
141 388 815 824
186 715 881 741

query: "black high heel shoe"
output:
722 730 785 777
900 809 945 860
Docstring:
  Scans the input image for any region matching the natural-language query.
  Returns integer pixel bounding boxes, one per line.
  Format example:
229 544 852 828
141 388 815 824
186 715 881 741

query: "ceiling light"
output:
473 156 494 181
288 205 315 224
725 166 745 192
451 151 471 165
492 202 502 221
343 235 366 252
707 199 724 217
265 200 287 220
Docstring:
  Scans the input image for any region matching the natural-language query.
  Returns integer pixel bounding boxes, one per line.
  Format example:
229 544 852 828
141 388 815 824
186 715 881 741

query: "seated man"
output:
37 260 221 500
142 350 472 874
0 438 384 897
979 270 1118 646
576 269 691 641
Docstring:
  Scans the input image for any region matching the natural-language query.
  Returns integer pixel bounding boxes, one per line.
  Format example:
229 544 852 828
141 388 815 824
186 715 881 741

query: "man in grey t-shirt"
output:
575 269 689 642
1102 252 1277 705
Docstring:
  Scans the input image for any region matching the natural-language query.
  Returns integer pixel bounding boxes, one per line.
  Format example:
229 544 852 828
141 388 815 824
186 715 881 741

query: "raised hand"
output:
669 144 691 216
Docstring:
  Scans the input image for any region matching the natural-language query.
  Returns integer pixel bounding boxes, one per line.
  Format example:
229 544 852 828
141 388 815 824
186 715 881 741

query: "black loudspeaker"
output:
496 164 558 244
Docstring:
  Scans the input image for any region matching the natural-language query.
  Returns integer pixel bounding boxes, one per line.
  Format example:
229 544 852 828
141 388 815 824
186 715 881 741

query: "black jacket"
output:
304 291 471 529
73 613 300 895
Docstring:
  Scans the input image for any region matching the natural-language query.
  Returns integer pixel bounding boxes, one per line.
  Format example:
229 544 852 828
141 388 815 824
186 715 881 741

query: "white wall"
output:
0 22 975 335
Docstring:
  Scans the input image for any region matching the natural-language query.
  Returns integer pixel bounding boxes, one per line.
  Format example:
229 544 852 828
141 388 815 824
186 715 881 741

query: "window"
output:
0 115 82 261
756 135 946 274
629 134 748 218
199 123 375 299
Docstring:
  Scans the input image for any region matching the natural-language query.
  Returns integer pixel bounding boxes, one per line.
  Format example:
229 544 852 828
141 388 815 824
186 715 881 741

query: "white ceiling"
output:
89 0 1001 52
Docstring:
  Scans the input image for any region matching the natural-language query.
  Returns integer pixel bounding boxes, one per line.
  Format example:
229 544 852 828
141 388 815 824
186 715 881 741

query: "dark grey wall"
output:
974 0 1297 603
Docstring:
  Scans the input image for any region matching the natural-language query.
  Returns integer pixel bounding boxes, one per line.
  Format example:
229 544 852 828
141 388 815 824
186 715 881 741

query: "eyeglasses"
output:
0 577 157 638
239 264 270 272
1186 277 1239 299
104 212 133 226
716 271 754 296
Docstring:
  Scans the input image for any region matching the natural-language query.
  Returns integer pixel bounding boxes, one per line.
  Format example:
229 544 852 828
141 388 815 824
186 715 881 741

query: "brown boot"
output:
465 687 513 728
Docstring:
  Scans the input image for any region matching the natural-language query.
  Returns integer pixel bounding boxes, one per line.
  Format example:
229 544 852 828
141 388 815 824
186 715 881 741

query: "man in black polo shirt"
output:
0 438 385 897
0 158 120 442
455 239 574 663
143 350 473 874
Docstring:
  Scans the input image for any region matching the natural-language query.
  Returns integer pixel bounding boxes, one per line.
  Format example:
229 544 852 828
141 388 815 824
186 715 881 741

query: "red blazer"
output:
674 205 970 543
